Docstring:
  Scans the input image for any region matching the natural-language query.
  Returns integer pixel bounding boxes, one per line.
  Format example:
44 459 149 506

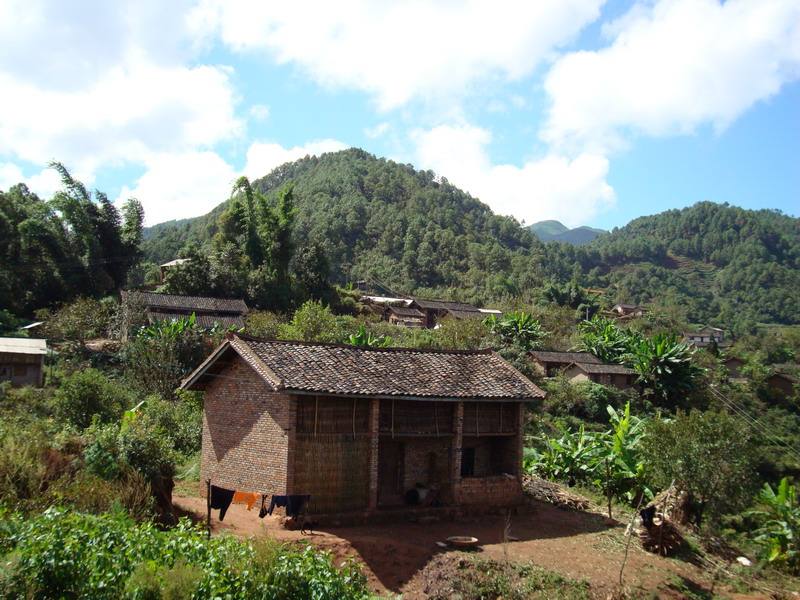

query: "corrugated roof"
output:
529 351 602 364
122 290 248 314
184 333 545 401
411 298 480 312
444 309 484 319
568 362 634 375
0 337 47 355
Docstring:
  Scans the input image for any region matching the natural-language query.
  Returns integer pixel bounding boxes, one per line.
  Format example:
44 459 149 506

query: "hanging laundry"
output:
210 485 235 521
232 491 259 511
266 494 311 518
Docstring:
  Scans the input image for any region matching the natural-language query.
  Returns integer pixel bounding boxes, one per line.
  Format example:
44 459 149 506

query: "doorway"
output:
378 439 404 506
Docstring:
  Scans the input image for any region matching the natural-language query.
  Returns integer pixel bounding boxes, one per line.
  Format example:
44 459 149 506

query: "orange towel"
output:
232 491 259 511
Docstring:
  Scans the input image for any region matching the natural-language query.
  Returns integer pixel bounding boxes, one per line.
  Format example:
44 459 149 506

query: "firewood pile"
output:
522 474 591 510
639 519 685 556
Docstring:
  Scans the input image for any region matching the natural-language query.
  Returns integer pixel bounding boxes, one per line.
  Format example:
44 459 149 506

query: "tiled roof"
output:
122 290 248 314
411 298 479 312
444 309 484 319
568 362 634 375
184 334 545 400
387 306 425 318
529 351 602 364
149 311 244 330
0 337 47 355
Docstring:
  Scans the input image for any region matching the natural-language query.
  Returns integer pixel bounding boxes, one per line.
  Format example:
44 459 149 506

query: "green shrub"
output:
53 368 130 429
0 509 372 600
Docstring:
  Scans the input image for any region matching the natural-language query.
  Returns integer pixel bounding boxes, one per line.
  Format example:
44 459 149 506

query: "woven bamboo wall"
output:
293 434 371 514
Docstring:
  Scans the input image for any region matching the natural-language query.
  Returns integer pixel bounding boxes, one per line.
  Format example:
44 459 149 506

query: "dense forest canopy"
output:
0 164 143 318
142 148 799 333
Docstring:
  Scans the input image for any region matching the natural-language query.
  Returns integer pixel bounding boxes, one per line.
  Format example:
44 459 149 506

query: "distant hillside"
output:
142 149 799 331
528 220 606 244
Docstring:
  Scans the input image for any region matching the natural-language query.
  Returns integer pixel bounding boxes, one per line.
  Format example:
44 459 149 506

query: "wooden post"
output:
205 479 212 539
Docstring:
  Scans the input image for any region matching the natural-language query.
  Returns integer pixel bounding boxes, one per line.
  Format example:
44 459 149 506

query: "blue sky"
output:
0 0 798 230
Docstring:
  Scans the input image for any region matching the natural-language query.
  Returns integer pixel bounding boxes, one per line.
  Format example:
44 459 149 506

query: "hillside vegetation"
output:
142 149 799 333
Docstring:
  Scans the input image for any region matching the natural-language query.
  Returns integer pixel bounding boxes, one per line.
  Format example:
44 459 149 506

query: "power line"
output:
709 385 800 462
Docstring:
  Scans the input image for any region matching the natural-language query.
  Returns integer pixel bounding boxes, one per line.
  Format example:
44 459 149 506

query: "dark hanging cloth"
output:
640 505 657 529
210 485 235 521
258 495 268 518
266 494 311 517
286 494 311 518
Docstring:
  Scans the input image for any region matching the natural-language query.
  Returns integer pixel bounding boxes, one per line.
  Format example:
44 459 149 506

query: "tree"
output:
122 314 208 399
576 316 633 364
485 312 548 351
626 333 701 406
640 410 757 527
37 297 110 349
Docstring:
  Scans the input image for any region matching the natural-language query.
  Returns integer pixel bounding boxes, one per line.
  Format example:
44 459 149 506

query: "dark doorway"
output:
378 440 404 506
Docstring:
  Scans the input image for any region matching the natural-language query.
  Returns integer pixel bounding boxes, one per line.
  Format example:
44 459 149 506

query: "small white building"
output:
0 338 47 387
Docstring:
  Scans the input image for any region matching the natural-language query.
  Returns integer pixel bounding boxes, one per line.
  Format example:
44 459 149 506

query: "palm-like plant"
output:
749 477 800 573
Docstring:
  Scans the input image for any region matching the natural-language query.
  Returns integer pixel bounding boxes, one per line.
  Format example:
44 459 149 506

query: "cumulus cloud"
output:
0 163 83 200
117 140 349 226
243 139 348 180
0 0 241 177
0 65 242 173
543 0 800 152
191 0 606 109
412 124 615 227
115 152 238 226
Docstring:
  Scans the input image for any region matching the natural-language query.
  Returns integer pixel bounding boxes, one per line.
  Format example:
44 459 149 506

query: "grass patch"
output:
436 556 592 600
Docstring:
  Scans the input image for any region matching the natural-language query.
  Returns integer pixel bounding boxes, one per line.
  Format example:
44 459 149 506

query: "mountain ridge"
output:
141 148 799 331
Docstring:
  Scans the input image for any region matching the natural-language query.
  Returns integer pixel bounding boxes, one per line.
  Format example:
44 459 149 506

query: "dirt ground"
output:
173 492 783 599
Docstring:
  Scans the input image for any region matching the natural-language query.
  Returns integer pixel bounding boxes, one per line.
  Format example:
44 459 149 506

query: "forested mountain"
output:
527 220 606 244
142 149 799 332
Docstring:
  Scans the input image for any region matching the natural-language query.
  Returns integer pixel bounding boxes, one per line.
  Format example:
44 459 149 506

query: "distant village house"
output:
362 295 502 329
610 304 649 319
529 350 635 390
0 338 47 387
683 326 728 349
181 333 545 518
120 290 248 338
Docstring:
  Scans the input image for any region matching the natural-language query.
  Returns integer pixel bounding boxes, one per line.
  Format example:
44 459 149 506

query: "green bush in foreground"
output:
0 508 371 600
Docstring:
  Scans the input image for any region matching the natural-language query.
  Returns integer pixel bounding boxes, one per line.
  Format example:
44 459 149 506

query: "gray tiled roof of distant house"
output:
148 311 245 330
529 351 602 364
183 333 546 401
122 290 248 314
387 307 425 318
568 362 634 375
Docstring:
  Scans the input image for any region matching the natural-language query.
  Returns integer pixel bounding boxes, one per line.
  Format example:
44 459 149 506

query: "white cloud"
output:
543 0 800 152
249 104 271 122
364 123 390 139
117 140 350 226
243 139 348 180
0 163 77 199
0 65 241 173
192 0 606 110
0 0 242 179
412 124 615 227
116 152 238 226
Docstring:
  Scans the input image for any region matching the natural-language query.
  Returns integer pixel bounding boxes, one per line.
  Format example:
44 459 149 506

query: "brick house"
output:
0 338 47 387
181 332 545 517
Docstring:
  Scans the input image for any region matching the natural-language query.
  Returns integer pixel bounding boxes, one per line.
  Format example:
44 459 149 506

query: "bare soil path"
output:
174 491 781 599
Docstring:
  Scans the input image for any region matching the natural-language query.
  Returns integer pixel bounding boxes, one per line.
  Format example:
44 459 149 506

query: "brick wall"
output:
400 437 454 503
458 474 523 506
201 356 294 496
